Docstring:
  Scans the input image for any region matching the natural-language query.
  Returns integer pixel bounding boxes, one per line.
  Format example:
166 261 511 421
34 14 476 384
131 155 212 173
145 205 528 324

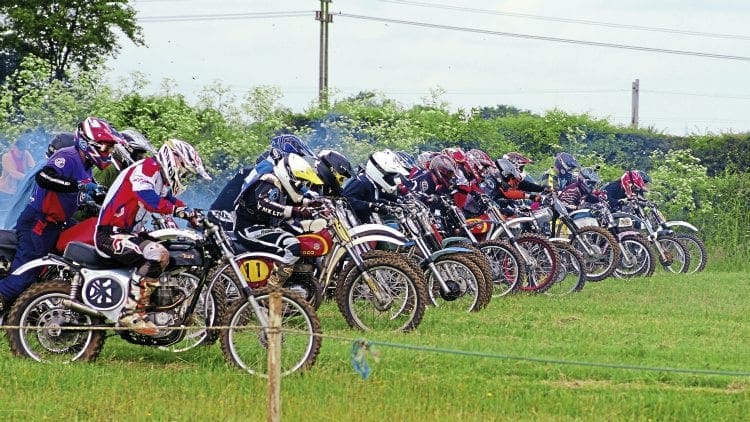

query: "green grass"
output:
1 271 749 421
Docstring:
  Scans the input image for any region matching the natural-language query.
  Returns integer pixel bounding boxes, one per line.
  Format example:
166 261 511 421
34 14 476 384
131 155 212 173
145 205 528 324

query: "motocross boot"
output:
268 264 295 287
119 276 160 335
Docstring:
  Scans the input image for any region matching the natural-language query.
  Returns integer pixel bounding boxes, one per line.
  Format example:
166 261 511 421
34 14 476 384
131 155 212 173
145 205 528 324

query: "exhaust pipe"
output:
62 299 107 319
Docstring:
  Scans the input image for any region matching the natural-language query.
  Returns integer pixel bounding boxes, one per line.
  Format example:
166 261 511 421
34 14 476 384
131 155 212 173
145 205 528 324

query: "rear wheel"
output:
6 280 105 362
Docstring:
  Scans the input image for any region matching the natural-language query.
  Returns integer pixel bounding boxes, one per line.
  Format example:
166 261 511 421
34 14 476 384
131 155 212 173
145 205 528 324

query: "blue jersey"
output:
29 147 92 223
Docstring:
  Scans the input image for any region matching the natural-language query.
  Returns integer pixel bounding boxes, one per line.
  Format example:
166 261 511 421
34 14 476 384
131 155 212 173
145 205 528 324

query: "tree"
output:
0 0 143 81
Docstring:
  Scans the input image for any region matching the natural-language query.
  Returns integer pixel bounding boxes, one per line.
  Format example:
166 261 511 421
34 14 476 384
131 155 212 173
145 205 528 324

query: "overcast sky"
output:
107 0 750 136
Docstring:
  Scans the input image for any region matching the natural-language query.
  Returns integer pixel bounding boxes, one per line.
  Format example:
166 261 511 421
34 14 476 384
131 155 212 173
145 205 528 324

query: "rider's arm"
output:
35 166 79 193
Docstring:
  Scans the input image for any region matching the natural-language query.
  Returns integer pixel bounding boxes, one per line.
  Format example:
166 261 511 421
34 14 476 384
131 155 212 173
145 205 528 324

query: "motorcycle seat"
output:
63 241 123 269
0 229 17 249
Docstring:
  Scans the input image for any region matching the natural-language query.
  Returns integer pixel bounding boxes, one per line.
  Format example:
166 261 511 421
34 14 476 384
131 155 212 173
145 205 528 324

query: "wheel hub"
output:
440 280 463 301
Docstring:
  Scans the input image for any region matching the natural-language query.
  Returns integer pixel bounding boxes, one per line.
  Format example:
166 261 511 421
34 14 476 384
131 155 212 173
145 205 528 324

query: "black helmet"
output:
495 158 522 183
316 149 353 195
577 167 600 194
47 132 76 158
554 152 580 175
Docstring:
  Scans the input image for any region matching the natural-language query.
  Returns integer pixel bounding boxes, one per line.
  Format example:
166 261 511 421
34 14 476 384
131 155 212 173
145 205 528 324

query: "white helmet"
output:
156 139 212 195
273 153 324 203
365 149 409 194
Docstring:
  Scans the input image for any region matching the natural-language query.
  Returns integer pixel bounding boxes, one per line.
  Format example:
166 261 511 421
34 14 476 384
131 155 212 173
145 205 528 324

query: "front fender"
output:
12 255 69 276
505 216 535 229
665 221 698 232
441 236 470 248
348 224 407 242
616 230 642 240
350 234 406 247
430 247 472 261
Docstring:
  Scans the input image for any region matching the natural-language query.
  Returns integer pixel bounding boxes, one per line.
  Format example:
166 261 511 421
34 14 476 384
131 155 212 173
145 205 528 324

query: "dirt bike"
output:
5 210 322 377
619 196 693 274
540 192 621 282
585 201 656 278
211 198 428 332
442 193 557 295
375 196 493 312
627 197 706 274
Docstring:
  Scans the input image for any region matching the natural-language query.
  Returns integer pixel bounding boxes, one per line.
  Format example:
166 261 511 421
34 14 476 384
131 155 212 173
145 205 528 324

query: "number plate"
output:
617 217 633 228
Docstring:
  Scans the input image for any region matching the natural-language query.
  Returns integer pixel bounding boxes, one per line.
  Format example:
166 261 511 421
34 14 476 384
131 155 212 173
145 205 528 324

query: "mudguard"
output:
549 237 570 243
149 228 203 242
616 230 642 240
665 221 698 232
348 224 407 242
11 255 69 276
503 216 535 230
430 246 473 261
441 236 471 248
569 209 592 218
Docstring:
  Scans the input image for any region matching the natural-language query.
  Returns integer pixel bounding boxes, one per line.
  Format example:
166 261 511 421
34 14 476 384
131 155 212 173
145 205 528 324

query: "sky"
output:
106 0 750 136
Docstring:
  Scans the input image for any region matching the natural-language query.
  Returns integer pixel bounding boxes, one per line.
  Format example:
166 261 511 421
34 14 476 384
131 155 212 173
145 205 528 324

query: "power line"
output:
139 11 312 23
376 0 750 41
336 13 750 62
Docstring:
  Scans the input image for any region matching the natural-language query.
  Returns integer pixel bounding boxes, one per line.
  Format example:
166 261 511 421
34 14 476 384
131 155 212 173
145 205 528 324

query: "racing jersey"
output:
29 146 92 223
96 157 181 233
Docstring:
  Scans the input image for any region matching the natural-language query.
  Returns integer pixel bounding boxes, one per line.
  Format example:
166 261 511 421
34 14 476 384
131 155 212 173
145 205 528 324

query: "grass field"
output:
1 270 748 421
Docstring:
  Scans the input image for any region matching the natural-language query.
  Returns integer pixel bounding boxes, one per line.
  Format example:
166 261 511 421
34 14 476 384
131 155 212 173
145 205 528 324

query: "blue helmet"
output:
270 134 314 158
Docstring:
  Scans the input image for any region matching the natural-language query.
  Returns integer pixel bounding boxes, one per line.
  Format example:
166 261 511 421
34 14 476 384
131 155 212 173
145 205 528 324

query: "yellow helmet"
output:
273 153 323 203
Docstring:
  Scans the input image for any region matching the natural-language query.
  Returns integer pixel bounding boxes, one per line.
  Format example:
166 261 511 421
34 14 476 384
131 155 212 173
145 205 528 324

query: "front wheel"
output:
673 232 707 274
570 226 621 282
478 239 524 297
426 253 491 312
336 253 427 332
219 287 322 377
614 234 656 278
657 236 691 273
546 241 586 296
515 233 559 293
6 279 105 362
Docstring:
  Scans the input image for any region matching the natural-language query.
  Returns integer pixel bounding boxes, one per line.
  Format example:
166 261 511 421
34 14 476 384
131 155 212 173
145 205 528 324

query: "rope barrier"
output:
1 322 748 378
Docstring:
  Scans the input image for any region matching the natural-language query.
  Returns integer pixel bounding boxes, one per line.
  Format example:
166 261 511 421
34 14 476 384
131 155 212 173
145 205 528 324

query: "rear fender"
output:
12 255 69 276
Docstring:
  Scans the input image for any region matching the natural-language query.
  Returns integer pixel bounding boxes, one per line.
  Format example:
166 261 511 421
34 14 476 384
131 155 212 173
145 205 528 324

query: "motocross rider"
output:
342 149 408 224
95 139 211 335
0 117 121 314
233 153 325 287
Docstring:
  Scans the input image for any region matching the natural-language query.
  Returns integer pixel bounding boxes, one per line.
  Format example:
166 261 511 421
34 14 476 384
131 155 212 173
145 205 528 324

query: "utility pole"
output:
631 78 639 128
316 0 332 107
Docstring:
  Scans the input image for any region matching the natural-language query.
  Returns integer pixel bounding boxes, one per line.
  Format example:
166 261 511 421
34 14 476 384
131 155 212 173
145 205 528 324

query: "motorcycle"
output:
585 201 656 278
5 210 322 377
541 191 622 282
620 196 693 274
376 196 493 312
210 198 429 332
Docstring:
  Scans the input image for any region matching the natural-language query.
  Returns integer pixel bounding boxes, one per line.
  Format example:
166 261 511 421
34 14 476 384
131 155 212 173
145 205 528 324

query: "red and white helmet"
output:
75 117 122 169
620 170 648 197
429 153 458 186
156 139 212 195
